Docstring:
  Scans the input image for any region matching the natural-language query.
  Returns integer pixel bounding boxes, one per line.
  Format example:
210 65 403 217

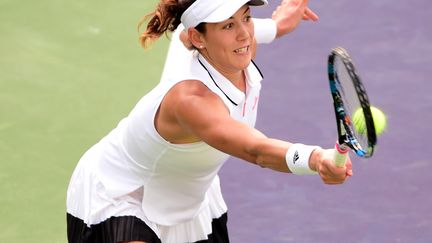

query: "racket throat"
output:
335 142 349 154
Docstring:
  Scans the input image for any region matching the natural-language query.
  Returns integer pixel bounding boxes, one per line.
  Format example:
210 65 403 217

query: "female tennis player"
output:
66 0 352 242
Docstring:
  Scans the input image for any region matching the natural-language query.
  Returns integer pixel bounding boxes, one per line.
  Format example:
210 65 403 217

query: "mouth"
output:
234 46 249 54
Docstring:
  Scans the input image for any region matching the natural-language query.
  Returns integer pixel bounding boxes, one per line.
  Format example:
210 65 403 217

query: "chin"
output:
238 59 251 69
229 54 252 71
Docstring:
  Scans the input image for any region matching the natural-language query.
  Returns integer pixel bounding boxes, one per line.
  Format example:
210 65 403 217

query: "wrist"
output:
308 147 324 172
285 144 321 175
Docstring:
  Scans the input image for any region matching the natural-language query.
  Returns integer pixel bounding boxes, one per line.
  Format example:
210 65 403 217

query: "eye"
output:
244 15 252 22
223 23 234 30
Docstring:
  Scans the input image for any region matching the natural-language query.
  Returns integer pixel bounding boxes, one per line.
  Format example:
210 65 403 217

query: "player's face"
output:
200 5 255 75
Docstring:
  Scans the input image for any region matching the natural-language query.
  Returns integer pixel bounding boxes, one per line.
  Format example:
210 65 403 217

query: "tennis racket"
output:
327 47 377 167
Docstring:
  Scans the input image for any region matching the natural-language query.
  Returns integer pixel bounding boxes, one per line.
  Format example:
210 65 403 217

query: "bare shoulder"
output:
170 80 214 98
167 80 227 113
166 79 231 129
157 79 230 143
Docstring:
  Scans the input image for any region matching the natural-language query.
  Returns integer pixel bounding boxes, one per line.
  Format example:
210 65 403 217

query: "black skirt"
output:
67 213 230 243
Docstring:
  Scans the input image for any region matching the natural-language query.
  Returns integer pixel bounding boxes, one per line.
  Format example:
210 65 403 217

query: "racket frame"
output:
327 47 377 164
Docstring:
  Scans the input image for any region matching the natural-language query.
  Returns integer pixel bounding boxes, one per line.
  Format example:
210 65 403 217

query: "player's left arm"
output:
271 0 319 38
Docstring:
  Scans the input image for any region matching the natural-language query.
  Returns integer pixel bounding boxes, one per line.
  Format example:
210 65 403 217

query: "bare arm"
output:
156 80 352 184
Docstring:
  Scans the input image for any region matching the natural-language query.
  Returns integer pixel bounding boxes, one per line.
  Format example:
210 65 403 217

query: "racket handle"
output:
333 142 349 167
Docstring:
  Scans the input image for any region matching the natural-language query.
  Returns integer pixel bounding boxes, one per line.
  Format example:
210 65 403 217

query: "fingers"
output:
283 0 309 8
318 165 349 184
345 157 353 177
305 7 319 21
276 3 318 22
316 151 352 185
300 0 309 9
291 0 309 11
272 0 318 38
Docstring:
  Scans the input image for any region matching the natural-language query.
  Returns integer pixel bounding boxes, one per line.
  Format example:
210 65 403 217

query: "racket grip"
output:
333 142 349 167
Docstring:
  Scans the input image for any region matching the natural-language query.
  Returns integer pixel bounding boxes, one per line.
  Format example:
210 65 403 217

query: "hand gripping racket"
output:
327 47 377 167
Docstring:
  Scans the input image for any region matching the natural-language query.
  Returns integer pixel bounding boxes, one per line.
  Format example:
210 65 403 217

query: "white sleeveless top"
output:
95 52 263 225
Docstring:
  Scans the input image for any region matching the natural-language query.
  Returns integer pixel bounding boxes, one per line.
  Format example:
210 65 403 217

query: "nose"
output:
237 22 252 41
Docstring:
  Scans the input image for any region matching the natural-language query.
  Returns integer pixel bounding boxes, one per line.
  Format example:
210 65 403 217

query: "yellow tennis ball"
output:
353 106 387 135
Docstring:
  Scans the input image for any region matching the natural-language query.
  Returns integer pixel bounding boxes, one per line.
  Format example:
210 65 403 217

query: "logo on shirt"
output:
252 96 259 111
242 96 260 117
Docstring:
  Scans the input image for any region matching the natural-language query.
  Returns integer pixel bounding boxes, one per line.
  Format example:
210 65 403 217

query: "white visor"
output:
180 0 268 29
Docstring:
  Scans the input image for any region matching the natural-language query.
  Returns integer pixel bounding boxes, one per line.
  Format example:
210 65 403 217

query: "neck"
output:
199 51 247 92
231 72 246 93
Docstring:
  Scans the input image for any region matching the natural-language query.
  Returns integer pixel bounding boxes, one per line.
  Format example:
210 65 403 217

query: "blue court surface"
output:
220 1 432 242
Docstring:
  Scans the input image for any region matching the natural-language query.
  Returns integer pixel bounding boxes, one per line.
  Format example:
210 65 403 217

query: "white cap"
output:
180 0 268 29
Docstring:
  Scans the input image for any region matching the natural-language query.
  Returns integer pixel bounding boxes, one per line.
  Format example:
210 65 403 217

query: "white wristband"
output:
286 144 320 175
253 18 277 44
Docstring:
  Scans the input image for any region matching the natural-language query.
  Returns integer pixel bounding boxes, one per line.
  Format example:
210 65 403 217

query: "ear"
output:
187 28 205 49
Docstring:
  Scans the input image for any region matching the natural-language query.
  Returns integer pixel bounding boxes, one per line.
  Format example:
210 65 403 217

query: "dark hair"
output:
138 0 206 49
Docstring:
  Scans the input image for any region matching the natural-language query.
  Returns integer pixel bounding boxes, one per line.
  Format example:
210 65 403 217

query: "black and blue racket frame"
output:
327 47 377 158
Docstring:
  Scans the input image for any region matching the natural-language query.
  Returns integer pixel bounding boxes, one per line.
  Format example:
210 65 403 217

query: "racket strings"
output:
328 47 376 157
334 56 371 156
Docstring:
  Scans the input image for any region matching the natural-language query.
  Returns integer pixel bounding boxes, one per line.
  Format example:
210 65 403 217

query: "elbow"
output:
255 156 267 168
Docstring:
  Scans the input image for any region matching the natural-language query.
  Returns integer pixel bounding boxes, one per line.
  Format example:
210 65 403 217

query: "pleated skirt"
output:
66 157 229 243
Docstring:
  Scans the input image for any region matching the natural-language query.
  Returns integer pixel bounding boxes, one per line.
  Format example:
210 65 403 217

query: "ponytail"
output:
138 0 194 49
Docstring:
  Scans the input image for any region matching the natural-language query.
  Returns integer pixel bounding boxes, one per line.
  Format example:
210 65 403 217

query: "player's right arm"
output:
155 80 351 184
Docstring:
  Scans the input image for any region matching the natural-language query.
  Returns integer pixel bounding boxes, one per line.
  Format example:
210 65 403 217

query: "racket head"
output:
328 47 377 158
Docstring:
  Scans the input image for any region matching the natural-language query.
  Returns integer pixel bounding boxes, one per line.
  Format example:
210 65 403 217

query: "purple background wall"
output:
219 1 432 242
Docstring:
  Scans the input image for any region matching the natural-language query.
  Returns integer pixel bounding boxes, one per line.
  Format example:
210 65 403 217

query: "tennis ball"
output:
353 106 387 135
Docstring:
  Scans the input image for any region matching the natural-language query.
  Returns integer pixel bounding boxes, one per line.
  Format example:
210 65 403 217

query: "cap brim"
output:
203 0 267 24
248 0 268 6
181 0 268 29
